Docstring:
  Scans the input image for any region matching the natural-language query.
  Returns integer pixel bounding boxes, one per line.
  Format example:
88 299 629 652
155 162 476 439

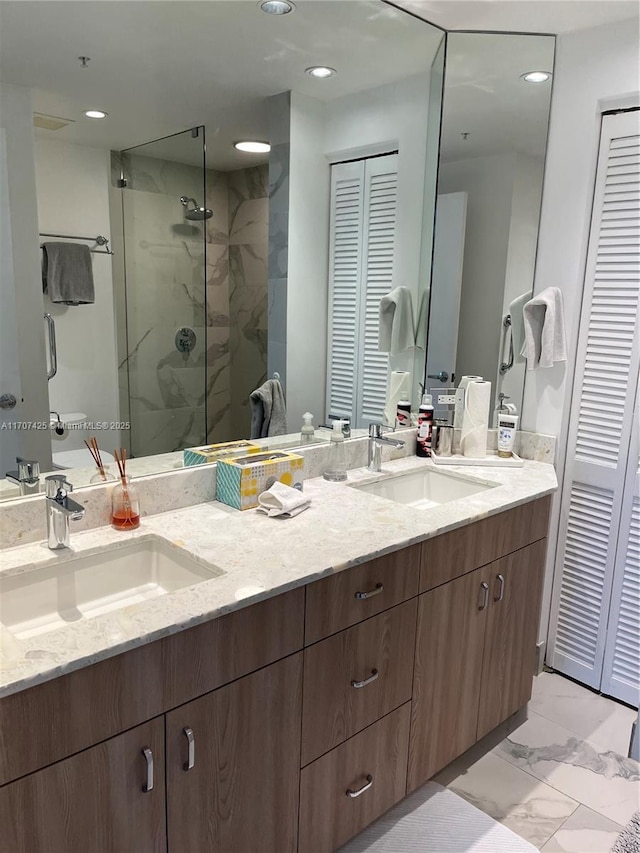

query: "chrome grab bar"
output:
499 314 514 375
44 313 57 380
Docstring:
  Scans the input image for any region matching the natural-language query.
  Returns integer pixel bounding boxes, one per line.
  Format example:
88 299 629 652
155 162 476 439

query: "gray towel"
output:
42 242 95 305
611 812 640 853
250 379 287 439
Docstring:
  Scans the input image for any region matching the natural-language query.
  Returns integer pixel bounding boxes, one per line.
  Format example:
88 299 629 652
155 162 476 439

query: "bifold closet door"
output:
549 110 640 701
326 154 398 428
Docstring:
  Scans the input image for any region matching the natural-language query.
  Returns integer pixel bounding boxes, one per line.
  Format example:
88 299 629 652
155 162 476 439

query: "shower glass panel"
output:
115 127 207 458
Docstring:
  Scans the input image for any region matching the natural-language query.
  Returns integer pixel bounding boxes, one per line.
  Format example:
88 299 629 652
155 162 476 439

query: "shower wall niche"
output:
110 127 268 458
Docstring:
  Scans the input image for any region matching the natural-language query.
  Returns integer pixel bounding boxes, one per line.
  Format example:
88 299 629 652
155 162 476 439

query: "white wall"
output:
35 138 120 455
520 18 640 646
286 92 331 429
0 83 51 470
439 152 516 387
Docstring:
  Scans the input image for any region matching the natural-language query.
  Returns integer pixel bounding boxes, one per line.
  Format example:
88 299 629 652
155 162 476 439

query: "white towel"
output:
521 287 567 370
379 286 415 356
256 481 310 518
509 290 530 364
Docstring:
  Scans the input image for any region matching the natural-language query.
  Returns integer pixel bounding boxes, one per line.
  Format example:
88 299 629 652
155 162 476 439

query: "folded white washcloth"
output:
256 481 311 518
521 286 567 370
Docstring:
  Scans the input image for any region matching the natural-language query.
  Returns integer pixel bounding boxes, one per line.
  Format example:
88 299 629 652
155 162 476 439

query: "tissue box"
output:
183 440 260 467
216 451 304 511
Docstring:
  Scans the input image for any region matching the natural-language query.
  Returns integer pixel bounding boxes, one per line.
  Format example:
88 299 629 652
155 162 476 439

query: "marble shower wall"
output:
112 149 208 457
112 149 269 455
227 164 269 438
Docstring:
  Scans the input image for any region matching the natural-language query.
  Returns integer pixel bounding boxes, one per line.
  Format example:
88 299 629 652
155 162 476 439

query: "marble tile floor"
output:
435 672 639 852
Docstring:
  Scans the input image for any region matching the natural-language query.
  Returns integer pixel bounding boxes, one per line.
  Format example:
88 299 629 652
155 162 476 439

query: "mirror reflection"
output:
0 0 445 500
425 32 555 420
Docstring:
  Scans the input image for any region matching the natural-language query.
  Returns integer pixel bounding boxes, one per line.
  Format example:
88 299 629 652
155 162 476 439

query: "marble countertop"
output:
0 455 557 698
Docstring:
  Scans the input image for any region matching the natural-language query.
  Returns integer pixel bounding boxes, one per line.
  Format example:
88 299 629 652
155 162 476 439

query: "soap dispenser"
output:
301 412 315 444
323 420 348 482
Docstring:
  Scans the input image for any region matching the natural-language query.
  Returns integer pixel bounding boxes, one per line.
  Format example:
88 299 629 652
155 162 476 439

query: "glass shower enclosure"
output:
111 127 208 458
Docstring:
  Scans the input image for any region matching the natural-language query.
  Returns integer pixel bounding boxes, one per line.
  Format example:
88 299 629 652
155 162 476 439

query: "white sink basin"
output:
354 467 497 510
0 539 223 640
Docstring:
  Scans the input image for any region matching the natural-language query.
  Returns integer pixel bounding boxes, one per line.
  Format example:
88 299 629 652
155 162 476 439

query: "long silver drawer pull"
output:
141 747 154 792
494 573 505 602
346 774 373 798
478 581 489 611
183 727 195 771
354 583 383 600
351 669 379 689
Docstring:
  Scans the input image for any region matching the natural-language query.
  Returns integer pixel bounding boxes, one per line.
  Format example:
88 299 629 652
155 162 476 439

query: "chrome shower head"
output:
179 195 213 221
180 195 213 221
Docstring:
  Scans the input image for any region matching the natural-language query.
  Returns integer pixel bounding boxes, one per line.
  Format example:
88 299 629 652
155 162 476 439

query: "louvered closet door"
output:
601 395 639 706
326 155 397 427
549 111 640 695
356 155 398 426
326 161 364 423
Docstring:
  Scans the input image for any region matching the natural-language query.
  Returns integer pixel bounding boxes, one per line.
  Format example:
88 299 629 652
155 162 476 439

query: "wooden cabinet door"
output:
302 599 417 765
166 652 302 853
0 718 166 853
407 565 491 792
477 540 547 739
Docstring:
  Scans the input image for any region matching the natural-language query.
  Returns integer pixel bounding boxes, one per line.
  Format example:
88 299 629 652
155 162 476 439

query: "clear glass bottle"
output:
90 464 118 485
111 476 141 529
323 420 348 482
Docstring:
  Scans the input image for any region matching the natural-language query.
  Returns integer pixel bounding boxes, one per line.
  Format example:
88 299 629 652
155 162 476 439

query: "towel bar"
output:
39 232 113 255
499 314 514 375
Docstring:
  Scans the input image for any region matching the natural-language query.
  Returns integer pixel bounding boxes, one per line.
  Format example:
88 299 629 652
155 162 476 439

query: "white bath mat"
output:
338 781 537 853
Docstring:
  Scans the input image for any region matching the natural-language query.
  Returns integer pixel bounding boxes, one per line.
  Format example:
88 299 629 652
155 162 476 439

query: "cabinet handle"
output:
346 774 373 798
478 581 489 611
183 727 195 771
351 669 379 689
494 573 505 603
354 583 383 600
141 747 154 793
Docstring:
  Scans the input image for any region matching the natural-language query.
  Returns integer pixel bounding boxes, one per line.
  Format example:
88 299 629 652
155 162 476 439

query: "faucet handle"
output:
17 457 40 482
45 474 73 499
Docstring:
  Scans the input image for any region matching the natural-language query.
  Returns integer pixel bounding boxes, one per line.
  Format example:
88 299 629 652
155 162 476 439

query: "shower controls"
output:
175 327 196 354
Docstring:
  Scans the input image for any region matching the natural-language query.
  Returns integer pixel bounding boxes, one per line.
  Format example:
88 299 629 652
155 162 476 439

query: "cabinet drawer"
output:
305 545 421 645
420 496 551 592
299 703 410 853
302 599 417 765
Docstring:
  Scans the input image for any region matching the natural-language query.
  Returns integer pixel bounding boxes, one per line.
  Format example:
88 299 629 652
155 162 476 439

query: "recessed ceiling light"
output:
305 66 337 79
521 71 551 84
260 0 295 14
234 140 271 153
84 109 108 119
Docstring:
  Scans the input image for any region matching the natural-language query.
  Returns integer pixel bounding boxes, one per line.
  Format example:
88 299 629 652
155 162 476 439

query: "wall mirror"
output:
425 31 555 418
0 0 445 500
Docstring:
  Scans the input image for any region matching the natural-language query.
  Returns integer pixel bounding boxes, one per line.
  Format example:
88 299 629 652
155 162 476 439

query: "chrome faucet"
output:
45 475 85 550
6 457 41 496
367 424 405 473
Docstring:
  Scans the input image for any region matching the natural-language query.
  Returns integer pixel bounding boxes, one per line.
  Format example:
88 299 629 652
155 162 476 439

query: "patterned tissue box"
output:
183 440 261 467
216 451 304 511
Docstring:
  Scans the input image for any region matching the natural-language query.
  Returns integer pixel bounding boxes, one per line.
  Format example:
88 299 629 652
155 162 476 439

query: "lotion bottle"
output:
416 394 434 457
497 414 519 458
323 420 348 481
301 412 315 444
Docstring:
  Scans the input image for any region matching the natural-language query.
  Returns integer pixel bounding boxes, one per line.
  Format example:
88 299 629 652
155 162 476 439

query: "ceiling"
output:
394 0 639 34
0 0 443 170
0 1 635 171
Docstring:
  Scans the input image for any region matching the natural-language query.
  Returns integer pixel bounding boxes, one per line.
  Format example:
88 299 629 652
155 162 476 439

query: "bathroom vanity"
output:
0 458 554 853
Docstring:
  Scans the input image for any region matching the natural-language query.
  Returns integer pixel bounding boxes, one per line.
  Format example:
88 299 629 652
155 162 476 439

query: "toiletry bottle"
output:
497 414 519 458
323 420 348 482
396 400 411 429
301 412 315 444
416 394 434 457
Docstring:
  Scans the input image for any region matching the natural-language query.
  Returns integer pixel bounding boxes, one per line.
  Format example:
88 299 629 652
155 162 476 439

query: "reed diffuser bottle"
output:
111 449 140 530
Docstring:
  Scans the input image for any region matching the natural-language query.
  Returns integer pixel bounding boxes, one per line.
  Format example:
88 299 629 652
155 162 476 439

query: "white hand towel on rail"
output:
379 286 415 356
521 286 567 370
